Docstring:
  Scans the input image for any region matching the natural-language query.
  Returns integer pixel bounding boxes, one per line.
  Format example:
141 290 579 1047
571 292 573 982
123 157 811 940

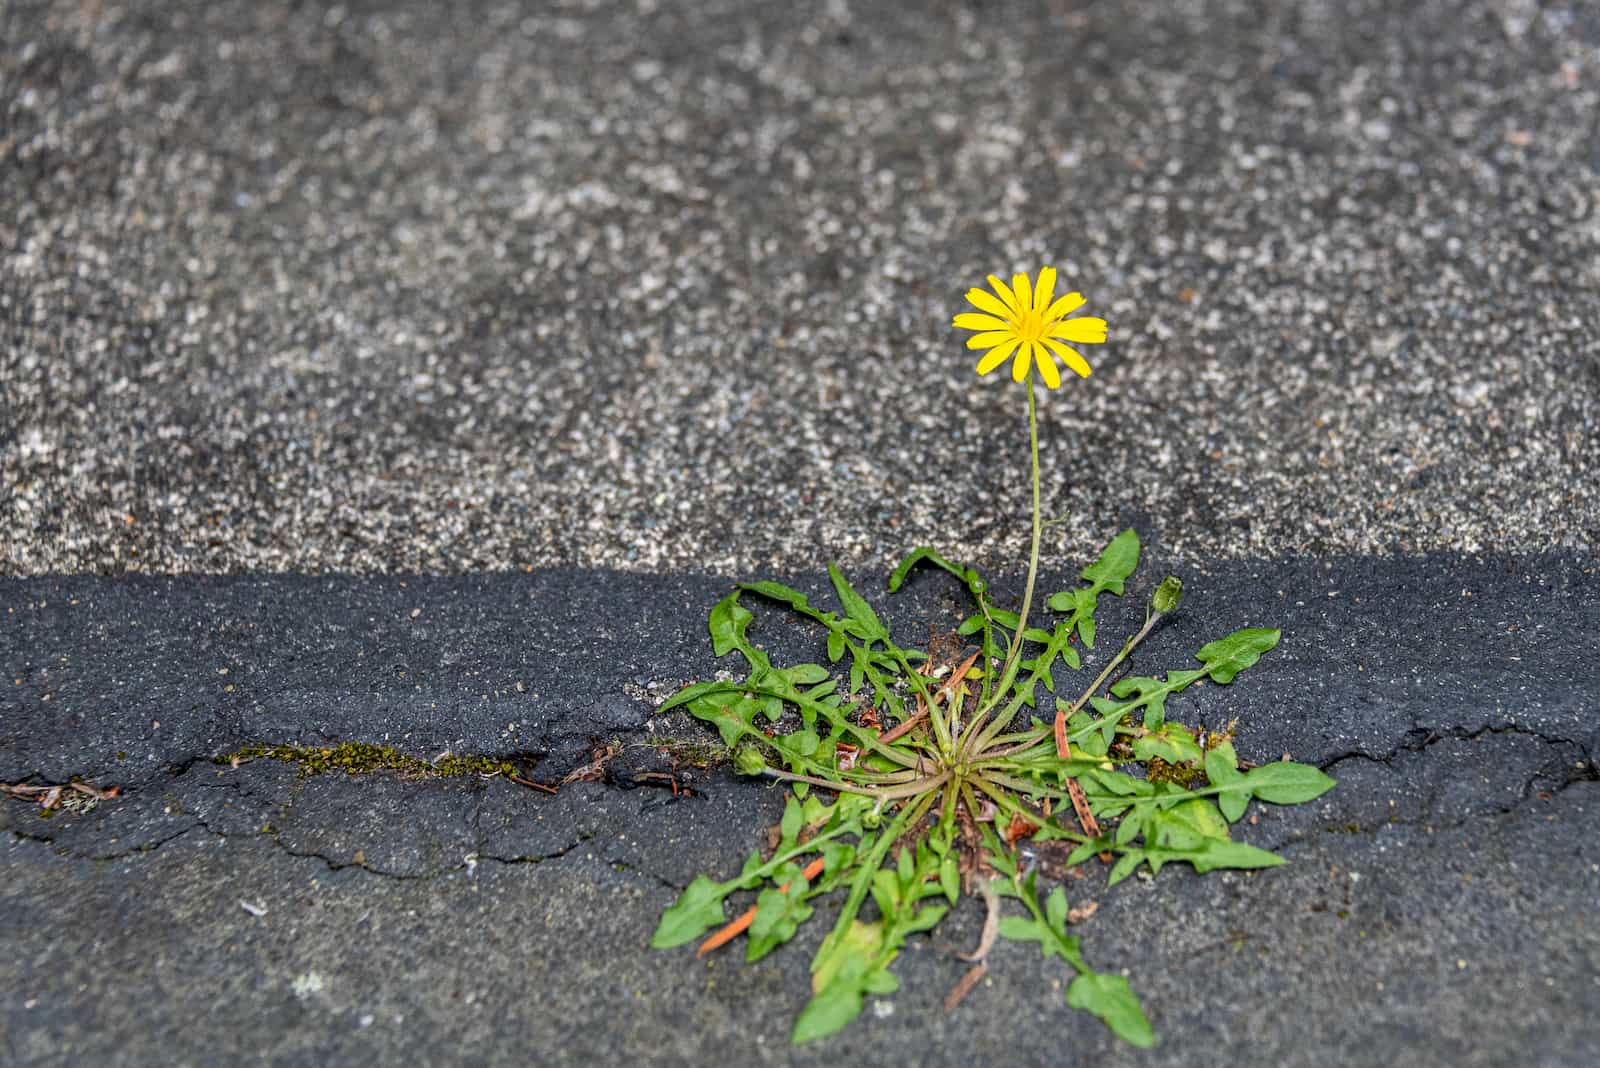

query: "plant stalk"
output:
960 371 1045 753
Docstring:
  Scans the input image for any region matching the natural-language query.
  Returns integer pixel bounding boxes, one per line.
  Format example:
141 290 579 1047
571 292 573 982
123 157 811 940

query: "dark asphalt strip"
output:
2 554 1597 1066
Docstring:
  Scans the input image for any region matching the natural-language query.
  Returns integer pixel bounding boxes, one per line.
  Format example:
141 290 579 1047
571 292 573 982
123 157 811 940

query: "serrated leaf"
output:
650 876 728 948
1195 628 1281 683
1243 761 1337 804
1067 972 1155 1048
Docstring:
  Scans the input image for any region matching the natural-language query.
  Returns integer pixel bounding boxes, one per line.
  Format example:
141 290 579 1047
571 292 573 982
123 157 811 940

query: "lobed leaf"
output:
1195 628 1281 683
709 592 755 658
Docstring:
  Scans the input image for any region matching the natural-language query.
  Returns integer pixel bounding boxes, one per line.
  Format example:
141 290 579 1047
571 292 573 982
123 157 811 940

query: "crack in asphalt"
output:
1318 721 1593 775
13 718 1591 886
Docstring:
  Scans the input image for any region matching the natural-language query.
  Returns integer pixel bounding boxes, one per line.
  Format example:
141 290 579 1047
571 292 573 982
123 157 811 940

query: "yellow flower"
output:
951 267 1107 389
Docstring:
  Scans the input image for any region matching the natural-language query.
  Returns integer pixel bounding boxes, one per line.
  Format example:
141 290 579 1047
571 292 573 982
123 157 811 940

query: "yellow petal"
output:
986 274 1022 315
1033 267 1057 314
1012 272 1033 315
976 338 1020 376
966 288 1013 320
1042 337 1093 378
965 330 1015 350
952 312 1010 332
1050 317 1108 345
1011 341 1033 382
1043 292 1086 321
1035 345 1062 388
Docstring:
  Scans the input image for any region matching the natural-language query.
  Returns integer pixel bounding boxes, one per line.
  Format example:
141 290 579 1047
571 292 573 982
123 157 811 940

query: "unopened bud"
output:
1153 576 1183 615
733 744 768 776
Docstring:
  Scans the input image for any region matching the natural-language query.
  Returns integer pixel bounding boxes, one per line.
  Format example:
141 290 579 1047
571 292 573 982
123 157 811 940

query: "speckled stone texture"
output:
5 0 1598 576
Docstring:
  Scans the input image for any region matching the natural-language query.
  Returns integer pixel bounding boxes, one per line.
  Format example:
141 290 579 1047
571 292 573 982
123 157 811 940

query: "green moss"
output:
217 742 516 781
643 735 728 768
1146 756 1203 787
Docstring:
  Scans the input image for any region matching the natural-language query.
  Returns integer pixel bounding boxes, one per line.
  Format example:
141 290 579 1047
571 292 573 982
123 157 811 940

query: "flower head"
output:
952 268 1107 388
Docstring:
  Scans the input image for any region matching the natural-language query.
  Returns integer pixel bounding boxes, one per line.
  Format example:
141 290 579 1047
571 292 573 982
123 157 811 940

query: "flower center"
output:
1014 309 1047 343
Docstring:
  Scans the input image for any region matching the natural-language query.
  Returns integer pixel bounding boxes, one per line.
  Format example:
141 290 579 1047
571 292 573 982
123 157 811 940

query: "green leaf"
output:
793 980 864 1044
650 876 728 948
1195 628 1281 683
1066 972 1154 1048
1108 669 1206 730
1167 798 1230 841
1184 838 1286 873
997 915 1042 942
826 629 846 662
997 885 1082 965
887 547 969 592
1244 761 1337 804
709 592 754 658
783 663 831 686
747 877 815 962
740 581 814 614
1108 851 1145 886
1204 742 1249 821
939 854 960 904
828 563 885 640
1131 722 1204 764
1080 528 1140 595
685 691 760 748
780 795 803 846
656 680 727 715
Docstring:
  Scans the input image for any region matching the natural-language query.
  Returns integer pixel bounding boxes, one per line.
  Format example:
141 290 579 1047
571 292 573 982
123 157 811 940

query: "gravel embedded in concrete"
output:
4 0 1598 576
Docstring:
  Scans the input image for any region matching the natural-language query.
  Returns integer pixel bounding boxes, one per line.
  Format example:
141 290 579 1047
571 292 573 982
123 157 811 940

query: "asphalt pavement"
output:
3 1 1599 1066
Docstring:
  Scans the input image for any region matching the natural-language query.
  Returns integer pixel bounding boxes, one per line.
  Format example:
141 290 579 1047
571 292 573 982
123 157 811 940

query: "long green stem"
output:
994 371 1044 702
960 372 1045 753
1067 607 1162 716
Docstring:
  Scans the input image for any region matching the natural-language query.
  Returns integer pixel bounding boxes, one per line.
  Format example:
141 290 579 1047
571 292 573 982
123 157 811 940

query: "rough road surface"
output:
4 1 1599 1066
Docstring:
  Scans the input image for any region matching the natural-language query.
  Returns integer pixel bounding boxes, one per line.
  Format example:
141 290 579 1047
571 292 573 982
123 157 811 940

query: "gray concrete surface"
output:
4 0 1598 576
4 0 1600 1065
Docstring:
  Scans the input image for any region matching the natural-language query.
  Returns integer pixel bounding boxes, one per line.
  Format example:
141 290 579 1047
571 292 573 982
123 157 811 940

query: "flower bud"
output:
733 744 768 776
1153 575 1183 615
